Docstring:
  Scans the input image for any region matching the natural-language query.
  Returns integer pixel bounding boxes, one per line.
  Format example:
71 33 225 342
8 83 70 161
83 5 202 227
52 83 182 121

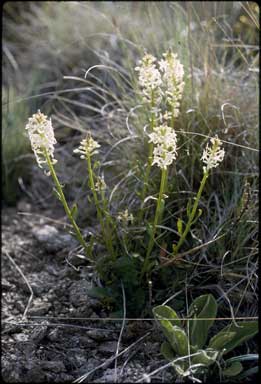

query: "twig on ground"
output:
114 281 126 383
3 250 34 320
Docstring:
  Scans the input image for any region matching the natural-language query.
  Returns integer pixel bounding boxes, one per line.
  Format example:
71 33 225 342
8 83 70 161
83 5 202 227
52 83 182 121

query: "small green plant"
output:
153 294 258 381
25 51 227 316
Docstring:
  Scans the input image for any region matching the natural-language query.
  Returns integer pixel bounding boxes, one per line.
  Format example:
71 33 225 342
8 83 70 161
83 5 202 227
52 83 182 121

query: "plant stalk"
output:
86 155 115 259
44 151 89 256
141 167 168 278
139 91 155 223
173 170 209 255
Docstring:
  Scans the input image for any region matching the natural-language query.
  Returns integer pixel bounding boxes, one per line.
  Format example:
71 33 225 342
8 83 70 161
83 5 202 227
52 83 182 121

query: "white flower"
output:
117 209 134 224
135 53 162 105
158 111 172 123
201 135 225 172
25 110 57 169
148 124 178 170
73 134 100 159
94 176 107 192
159 50 185 117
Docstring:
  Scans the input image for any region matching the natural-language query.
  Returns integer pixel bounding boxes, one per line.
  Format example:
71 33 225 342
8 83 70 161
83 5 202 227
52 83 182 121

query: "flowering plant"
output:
25 50 225 315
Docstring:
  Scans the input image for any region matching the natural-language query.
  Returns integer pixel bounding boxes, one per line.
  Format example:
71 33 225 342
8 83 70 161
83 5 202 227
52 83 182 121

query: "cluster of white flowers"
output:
135 50 184 119
25 110 57 169
159 50 185 118
117 209 134 224
94 176 107 192
134 53 162 105
73 134 100 159
148 125 178 169
201 135 225 172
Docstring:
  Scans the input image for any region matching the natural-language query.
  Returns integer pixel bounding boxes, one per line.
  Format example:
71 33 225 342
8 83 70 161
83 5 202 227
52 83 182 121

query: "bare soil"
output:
1 201 172 383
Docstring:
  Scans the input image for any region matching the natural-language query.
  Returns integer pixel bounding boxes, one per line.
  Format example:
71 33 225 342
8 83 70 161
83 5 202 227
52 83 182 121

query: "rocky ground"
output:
1 201 174 383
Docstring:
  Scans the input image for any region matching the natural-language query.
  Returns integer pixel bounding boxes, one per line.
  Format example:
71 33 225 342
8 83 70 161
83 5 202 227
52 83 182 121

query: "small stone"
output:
1 278 15 290
69 280 92 307
32 225 77 253
30 321 49 343
17 200 32 212
47 328 59 342
25 366 46 382
40 360 66 373
14 333 30 342
98 341 118 354
28 299 52 316
14 300 25 313
66 353 87 368
86 329 116 341
94 368 122 383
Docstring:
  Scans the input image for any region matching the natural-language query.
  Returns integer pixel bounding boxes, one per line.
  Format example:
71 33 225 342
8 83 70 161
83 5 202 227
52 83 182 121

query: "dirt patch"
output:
1 203 173 383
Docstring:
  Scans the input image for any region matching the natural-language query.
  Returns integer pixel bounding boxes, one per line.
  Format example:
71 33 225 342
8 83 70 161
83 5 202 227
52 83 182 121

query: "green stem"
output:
101 189 116 250
139 91 155 223
141 168 167 278
173 170 209 255
159 167 168 224
139 142 153 209
44 151 89 256
86 155 115 259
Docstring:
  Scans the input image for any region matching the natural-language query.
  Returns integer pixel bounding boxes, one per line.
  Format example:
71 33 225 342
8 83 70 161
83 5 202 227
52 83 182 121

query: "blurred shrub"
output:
2 87 31 205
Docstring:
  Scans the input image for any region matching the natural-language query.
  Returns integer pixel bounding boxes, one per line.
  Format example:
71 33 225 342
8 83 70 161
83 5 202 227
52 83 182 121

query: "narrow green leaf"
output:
70 203 78 219
93 161 100 170
191 208 203 225
53 187 62 201
186 198 192 217
177 218 183 235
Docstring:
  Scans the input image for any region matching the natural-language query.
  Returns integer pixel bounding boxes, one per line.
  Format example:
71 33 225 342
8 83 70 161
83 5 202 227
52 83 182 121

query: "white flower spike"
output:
94 176 107 192
135 53 162 105
148 124 178 169
159 50 185 117
73 134 100 159
201 135 225 172
117 209 134 224
25 110 57 169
